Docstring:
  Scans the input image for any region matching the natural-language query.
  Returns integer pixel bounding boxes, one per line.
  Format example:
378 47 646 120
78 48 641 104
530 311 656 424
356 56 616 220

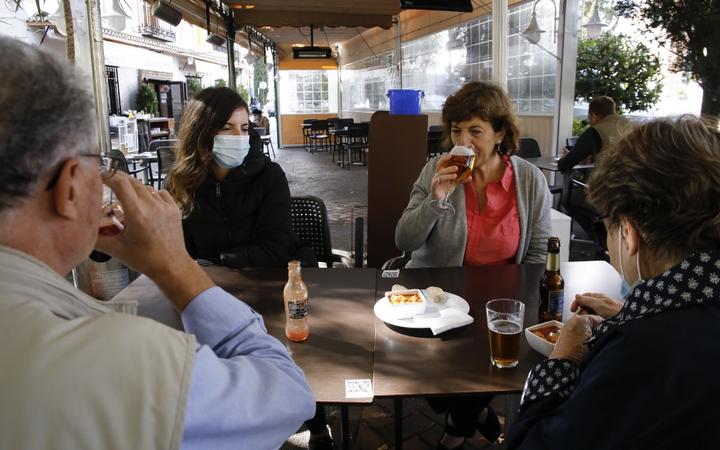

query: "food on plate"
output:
388 293 423 305
426 286 448 304
391 284 408 291
531 324 561 344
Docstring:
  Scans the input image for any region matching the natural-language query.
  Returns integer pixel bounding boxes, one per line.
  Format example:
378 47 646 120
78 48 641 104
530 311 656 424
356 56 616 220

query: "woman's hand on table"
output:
571 292 622 319
549 314 603 365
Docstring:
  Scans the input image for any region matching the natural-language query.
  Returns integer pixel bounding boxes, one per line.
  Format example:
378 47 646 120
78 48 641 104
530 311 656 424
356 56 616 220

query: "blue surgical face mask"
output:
212 135 250 169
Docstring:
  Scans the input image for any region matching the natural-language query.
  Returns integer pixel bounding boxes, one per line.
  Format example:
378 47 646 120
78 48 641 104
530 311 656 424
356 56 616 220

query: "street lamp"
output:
522 0 558 44
583 1 607 38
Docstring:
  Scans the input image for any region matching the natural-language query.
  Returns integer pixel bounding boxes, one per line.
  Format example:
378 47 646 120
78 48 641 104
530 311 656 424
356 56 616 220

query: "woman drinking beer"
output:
394 82 552 448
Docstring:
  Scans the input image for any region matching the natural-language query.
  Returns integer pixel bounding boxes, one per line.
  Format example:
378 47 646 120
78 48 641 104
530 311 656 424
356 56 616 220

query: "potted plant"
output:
135 84 159 116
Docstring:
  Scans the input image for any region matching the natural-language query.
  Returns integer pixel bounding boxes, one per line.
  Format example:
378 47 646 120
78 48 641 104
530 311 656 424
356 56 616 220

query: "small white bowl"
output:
384 289 427 319
525 320 564 357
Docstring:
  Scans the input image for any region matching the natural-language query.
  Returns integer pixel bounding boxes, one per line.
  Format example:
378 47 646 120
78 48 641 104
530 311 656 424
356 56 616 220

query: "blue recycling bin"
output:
387 89 424 115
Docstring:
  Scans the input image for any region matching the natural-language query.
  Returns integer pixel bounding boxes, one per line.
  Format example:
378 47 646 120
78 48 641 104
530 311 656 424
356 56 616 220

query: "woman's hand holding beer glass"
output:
432 145 476 212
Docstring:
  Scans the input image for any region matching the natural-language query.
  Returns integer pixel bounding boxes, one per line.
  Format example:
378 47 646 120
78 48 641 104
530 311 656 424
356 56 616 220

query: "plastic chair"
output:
289 196 345 268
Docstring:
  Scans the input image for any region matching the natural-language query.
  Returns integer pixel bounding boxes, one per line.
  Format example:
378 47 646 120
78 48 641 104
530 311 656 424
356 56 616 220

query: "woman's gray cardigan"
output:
395 155 552 268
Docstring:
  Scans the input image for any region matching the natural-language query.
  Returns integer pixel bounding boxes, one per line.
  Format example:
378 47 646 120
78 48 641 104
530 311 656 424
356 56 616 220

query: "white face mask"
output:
212 135 250 169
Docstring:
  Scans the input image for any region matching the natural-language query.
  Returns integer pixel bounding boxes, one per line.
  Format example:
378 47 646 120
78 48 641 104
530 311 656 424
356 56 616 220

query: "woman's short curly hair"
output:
587 115 720 260
441 81 520 156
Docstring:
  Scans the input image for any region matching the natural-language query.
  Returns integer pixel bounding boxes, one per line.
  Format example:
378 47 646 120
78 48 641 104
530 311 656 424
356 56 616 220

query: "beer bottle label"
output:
548 290 564 316
288 299 308 319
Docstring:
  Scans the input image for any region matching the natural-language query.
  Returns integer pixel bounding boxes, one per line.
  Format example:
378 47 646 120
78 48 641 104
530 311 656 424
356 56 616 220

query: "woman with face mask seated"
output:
506 115 720 449
166 87 333 449
167 87 315 269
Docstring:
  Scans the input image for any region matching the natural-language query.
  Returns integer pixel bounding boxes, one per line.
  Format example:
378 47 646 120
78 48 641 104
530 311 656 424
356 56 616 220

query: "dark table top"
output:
112 267 378 404
372 261 620 398
113 262 620 402
526 156 594 172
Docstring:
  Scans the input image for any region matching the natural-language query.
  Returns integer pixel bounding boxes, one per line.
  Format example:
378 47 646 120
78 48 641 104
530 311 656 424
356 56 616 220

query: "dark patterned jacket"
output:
507 251 720 449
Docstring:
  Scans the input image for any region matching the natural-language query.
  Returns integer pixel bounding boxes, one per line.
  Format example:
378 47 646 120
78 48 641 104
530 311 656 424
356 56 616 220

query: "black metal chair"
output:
427 125 444 159
147 139 178 188
108 149 145 179
561 171 608 259
289 196 345 268
381 254 411 270
302 119 317 151
517 137 542 159
254 127 276 159
309 120 331 153
517 137 562 196
340 123 369 169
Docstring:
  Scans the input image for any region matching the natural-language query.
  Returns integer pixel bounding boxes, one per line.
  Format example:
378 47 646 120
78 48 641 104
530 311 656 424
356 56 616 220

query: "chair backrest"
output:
254 127 267 136
428 125 443 133
310 120 329 131
339 118 354 128
563 174 607 251
347 123 369 139
517 137 542 159
148 139 179 154
156 146 177 175
108 149 131 173
327 118 342 130
303 119 318 124
289 196 335 267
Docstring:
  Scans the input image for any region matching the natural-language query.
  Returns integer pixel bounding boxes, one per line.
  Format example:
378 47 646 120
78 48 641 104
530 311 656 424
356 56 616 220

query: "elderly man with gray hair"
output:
0 37 315 449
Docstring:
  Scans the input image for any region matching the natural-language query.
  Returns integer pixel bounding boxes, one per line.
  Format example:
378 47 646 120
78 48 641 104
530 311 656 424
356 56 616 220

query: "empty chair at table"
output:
308 120 331 153
339 123 369 169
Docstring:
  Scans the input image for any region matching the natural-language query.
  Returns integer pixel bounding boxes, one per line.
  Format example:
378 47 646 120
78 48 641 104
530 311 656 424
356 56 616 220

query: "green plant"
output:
615 0 720 118
135 84 159 116
236 84 250 103
215 79 227 87
186 77 202 99
575 33 663 113
572 118 589 136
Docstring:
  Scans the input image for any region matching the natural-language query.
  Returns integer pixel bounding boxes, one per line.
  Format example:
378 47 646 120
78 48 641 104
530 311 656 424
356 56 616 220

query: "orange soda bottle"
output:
284 260 310 342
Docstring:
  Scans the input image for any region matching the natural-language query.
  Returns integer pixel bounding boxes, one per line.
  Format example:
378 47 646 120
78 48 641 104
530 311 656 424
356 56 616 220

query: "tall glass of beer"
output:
486 299 525 368
437 145 476 210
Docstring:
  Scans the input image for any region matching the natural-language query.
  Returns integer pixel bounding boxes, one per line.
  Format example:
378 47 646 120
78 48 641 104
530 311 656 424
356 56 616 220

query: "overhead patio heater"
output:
400 0 473 12
151 0 182 26
293 25 333 59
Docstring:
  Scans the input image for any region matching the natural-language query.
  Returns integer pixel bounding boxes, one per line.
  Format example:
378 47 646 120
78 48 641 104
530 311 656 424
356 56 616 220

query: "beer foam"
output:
449 145 475 156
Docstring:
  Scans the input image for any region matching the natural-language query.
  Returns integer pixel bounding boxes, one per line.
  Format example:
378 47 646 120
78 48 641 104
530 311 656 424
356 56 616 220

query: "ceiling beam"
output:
232 10 394 29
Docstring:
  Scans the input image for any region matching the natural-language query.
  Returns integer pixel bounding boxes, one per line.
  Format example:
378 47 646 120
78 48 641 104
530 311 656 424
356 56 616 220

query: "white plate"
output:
374 290 470 329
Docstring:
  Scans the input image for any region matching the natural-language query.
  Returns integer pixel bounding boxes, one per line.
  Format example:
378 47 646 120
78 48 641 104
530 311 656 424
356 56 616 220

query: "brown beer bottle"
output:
539 237 564 322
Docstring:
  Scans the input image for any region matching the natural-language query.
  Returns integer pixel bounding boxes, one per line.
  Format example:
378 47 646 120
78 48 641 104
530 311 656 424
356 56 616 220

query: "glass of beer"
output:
486 299 525 368
437 145 476 211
